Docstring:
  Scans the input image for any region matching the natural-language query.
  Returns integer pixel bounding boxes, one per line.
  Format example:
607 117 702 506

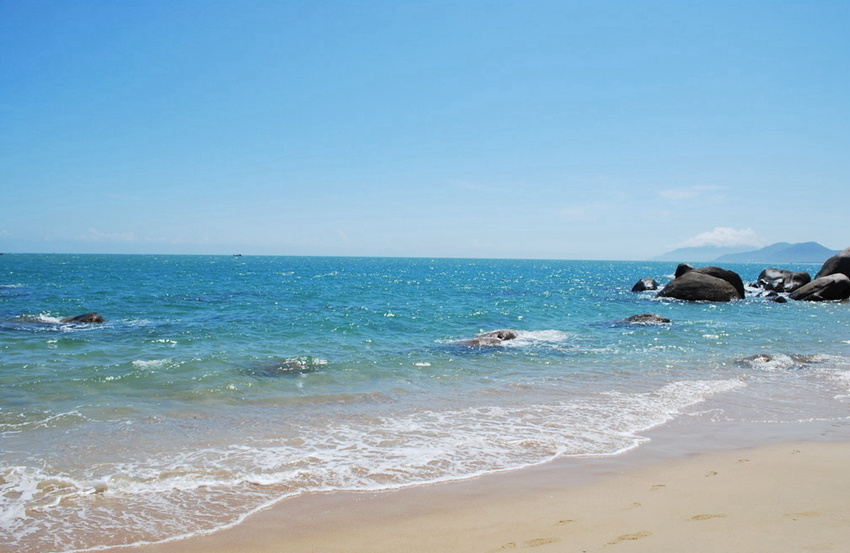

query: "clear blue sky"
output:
2 1 848 259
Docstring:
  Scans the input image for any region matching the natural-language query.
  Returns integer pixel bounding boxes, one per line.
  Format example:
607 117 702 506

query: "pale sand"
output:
105 439 850 553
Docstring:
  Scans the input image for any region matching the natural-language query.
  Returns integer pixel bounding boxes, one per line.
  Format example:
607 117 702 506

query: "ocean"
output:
2 254 849 552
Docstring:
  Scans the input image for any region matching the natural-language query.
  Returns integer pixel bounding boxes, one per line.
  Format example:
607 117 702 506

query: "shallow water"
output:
1 254 849 552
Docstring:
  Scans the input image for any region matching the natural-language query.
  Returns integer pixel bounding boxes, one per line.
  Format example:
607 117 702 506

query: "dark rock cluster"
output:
631 246 850 303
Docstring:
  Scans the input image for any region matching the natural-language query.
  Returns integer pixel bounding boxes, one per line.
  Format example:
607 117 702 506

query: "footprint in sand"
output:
607 531 652 545
689 514 727 521
737 458 750 463
523 537 561 548
650 484 666 491
705 470 718 477
556 519 575 525
624 502 642 511
784 511 821 521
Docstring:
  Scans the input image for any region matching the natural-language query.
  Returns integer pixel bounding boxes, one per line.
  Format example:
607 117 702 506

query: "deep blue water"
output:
2 254 849 552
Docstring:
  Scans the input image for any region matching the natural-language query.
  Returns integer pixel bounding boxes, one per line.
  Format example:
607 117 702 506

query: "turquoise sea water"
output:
2 254 850 552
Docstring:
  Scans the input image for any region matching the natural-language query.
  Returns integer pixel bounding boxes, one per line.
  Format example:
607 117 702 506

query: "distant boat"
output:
233 254 243 257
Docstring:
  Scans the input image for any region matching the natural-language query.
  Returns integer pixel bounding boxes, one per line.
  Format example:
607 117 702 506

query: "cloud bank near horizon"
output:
678 227 766 249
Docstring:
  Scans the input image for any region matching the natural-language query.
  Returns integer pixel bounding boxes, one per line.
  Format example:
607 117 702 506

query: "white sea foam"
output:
0 410 90 433
508 329 570 345
16 313 63 325
0 378 744 553
132 359 171 370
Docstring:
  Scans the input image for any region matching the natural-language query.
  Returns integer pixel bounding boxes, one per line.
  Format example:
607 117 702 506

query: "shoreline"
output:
100 412 850 553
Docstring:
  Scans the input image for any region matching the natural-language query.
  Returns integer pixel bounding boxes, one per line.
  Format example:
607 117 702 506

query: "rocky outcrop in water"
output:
788 274 850 302
675 263 694 278
756 268 811 293
815 247 850 280
657 266 744 302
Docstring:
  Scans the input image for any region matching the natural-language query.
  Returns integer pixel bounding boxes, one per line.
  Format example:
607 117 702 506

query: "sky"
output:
2 1 848 260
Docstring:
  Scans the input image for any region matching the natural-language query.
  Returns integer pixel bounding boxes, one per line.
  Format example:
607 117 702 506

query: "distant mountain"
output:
714 242 839 264
651 245 754 263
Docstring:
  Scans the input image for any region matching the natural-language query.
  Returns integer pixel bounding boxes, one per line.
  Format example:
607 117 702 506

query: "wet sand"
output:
102 417 850 553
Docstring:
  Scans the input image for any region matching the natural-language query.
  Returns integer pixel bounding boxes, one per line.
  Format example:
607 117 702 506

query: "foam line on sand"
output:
104 440 850 553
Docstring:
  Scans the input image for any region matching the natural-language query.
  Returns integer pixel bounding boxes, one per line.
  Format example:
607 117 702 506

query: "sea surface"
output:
2 254 849 552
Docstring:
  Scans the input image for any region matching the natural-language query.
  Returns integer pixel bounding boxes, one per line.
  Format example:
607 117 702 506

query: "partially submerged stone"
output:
621 313 671 325
631 278 658 292
789 274 850 302
460 329 518 347
61 313 105 324
657 271 740 302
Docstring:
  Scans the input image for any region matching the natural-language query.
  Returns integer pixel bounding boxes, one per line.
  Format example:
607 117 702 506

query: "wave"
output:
0 377 743 553
0 409 91 434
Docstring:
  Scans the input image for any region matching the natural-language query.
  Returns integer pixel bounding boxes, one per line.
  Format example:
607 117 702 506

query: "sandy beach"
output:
103 420 850 553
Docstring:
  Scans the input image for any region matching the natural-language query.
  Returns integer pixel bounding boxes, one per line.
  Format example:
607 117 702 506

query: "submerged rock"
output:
621 313 671 325
243 356 328 377
460 329 518 347
736 353 774 365
61 313 105 324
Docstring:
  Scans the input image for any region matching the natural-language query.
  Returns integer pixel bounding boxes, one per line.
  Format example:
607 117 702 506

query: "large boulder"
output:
757 268 811 293
692 267 745 299
788 274 850 302
672 264 744 298
657 271 740 302
631 278 658 292
815 247 850 280
675 264 694 278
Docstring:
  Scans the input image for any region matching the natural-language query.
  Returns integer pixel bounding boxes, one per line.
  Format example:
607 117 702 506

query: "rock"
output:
461 329 518 346
61 313 105 323
758 290 787 303
631 278 658 292
737 353 773 365
657 271 740 302
675 264 694 278
621 313 671 325
757 268 811 293
692 267 745 299
788 273 850 302
656 265 745 302
815 247 850 280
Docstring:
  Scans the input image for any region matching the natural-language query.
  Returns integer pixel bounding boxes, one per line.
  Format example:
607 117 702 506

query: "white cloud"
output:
679 227 765 248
